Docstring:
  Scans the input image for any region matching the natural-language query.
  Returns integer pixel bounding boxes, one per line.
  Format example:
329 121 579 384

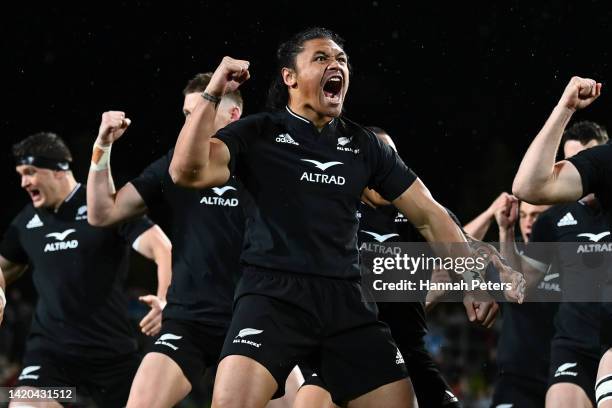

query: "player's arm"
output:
393 180 525 303
0 255 27 287
132 225 172 336
87 111 148 226
464 192 512 240
513 77 601 204
495 198 549 290
169 57 249 189
133 225 172 300
0 256 28 326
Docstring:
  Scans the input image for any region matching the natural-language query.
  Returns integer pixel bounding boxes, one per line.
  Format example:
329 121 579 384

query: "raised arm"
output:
512 77 601 204
393 179 467 246
87 111 148 226
495 198 550 291
132 225 172 336
169 57 249 189
393 180 525 303
464 192 511 240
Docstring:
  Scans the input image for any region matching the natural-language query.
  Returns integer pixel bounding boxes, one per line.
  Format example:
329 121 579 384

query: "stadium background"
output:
0 2 610 406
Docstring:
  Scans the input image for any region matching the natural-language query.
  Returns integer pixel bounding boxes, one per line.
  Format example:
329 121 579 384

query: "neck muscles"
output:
52 177 78 211
288 101 332 130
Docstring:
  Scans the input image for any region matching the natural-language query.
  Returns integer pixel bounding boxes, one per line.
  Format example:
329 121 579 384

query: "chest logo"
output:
26 214 44 229
301 159 343 171
338 136 352 146
577 232 610 242
361 230 399 243
300 159 345 185
276 133 300 146
75 205 87 221
200 186 239 207
337 136 359 154
557 212 578 227
44 228 78 252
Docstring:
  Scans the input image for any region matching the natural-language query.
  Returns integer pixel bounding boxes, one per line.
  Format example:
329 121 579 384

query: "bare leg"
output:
348 378 415 408
546 383 592 408
266 366 304 408
212 355 278 408
126 352 192 408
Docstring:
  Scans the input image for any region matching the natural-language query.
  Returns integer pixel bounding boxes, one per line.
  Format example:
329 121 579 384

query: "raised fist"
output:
97 111 131 145
558 76 602 111
494 194 518 230
205 56 251 97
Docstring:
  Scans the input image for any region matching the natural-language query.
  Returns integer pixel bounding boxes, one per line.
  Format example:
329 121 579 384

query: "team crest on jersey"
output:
44 228 79 252
75 205 87 221
336 136 360 154
200 186 239 207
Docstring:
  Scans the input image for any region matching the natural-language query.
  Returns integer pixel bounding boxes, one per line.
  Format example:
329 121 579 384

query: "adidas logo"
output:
395 348 405 365
557 212 578 227
26 214 43 229
444 390 459 403
555 362 578 377
276 133 299 146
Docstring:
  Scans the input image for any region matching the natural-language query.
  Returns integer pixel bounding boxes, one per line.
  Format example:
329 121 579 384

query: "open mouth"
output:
28 189 41 202
322 75 343 102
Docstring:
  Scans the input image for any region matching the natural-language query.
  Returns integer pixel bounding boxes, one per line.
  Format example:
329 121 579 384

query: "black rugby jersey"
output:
525 201 609 356
496 226 560 382
214 107 416 279
131 149 245 327
568 144 612 214
0 185 153 357
357 202 428 338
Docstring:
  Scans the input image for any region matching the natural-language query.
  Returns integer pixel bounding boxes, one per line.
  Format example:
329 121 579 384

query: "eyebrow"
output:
313 50 348 59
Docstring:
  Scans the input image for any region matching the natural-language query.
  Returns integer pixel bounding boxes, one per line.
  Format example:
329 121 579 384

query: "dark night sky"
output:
2 1 611 232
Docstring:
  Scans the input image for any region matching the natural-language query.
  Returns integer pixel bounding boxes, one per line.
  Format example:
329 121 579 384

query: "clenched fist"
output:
558 76 602 111
97 111 131 145
494 194 518 230
205 56 251 97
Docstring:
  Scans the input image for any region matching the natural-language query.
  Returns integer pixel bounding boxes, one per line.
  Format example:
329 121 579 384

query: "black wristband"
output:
201 92 221 107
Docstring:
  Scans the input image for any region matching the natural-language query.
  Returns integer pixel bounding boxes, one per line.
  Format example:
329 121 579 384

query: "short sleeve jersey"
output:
214 107 417 279
357 202 428 338
568 144 612 213
0 185 152 357
130 149 245 326
525 201 609 355
496 223 561 381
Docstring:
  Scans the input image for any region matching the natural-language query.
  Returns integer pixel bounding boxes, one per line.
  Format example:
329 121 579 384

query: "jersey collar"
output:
285 106 336 128
50 183 82 215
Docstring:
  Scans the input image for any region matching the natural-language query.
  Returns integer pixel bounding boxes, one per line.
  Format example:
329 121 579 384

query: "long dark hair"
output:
266 27 345 111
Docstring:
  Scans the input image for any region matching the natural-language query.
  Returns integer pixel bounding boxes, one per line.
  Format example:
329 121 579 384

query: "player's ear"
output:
282 67 297 88
230 105 241 122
